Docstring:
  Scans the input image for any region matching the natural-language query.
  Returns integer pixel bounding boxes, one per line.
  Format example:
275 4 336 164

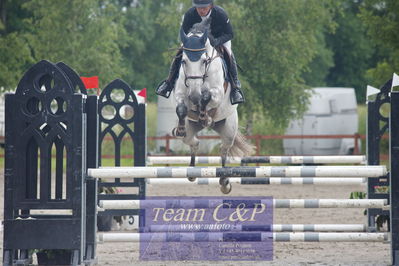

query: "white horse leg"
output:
212 112 238 194
183 120 203 182
173 103 188 137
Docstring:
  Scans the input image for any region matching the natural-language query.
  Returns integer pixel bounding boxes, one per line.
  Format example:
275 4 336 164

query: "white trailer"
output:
283 87 359 155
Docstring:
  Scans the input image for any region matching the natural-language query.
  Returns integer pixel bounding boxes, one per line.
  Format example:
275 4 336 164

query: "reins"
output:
182 46 220 88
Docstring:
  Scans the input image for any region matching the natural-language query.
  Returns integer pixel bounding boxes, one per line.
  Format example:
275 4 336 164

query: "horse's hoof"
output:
188 177 196 182
220 183 232 194
219 177 229 186
209 120 215 128
200 117 212 128
172 127 186 138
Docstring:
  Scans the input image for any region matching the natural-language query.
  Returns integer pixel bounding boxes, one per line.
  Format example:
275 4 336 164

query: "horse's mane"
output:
189 18 211 35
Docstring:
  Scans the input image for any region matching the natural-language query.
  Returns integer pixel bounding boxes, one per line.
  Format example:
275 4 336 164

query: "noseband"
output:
181 47 220 88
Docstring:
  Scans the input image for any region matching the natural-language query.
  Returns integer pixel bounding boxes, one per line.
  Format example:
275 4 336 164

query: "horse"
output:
172 23 254 194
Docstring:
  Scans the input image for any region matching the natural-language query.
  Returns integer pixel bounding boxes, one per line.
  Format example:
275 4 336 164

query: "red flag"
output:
138 88 147 98
81 76 99 89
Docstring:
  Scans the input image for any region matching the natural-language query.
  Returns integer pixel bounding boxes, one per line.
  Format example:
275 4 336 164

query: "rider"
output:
155 0 245 105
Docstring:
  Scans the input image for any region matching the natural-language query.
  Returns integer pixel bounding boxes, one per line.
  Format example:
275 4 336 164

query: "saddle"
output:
215 46 231 84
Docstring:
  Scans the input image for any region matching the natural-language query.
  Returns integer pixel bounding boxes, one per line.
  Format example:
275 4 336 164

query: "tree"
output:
325 1 375 103
302 29 334 88
0 0 5 26
359 0 399 86
20 0 126 86
227 0 338 130
114 0 176 101
0 0 34 89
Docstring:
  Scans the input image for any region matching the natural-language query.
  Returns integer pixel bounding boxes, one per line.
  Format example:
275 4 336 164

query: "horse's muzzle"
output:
189 93 201 106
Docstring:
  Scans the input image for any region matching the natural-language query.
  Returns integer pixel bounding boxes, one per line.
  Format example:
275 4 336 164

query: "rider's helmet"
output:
192 0 213 7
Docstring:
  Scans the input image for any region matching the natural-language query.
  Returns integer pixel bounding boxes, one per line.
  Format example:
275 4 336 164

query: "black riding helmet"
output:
192 0 213 7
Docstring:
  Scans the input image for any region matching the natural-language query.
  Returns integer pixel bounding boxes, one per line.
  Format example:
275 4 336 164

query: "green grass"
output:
146 102 158 152
358 104 367 136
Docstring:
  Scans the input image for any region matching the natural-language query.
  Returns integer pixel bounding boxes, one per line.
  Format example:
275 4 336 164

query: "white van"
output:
283 87 360 155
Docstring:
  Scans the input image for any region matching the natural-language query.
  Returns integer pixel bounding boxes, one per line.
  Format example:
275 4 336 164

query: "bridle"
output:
181 46 220 88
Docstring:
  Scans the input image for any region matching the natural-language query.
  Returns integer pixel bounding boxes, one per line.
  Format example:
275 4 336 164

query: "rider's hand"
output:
209 35 221 47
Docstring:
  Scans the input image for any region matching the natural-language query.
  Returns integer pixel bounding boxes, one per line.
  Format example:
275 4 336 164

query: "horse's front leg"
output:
199 89 213 127
172 103 188 138
183 121 202 182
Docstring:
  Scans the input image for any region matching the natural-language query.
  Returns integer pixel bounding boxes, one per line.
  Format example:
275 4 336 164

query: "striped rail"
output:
147 155 367 165
98 199 388 210
146 177 367 185
98 232 388 243
145 224 367 232
88 165 387 179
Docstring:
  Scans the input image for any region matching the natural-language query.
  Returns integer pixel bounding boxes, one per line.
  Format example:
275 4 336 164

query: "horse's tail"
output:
228 131 256 157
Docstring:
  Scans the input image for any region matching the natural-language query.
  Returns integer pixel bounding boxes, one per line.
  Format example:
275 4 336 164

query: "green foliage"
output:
228 0 338 129
1 0 397 130
116 0 176 101
0 32 34 87
326 1 375 103
350 191 367 199
302 30 334 87
359 0 399 87
21 0 126 86
0 0 34 89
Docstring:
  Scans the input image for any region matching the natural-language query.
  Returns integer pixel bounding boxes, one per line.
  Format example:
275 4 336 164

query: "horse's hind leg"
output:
183 121 203 182
212 115 238 194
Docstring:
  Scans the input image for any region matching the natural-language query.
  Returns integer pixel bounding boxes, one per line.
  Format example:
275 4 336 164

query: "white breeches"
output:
222 41 232 56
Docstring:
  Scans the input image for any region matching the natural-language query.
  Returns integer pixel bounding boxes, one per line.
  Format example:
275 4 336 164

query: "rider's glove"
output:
209 35 221 47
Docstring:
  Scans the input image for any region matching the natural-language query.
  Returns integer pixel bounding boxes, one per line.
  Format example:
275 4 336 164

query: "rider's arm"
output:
210 6 234 47
182 7 197 34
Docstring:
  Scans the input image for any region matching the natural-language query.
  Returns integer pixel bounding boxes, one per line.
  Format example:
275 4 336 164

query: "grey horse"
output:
172 23 254 194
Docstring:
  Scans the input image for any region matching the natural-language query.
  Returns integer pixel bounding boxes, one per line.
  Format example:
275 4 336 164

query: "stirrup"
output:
230 88 245 105
155 81 172 98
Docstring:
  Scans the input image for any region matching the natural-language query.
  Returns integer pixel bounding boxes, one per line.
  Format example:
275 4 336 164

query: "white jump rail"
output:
146 177 367 185
145 224 367 232
88 165 387 179
98 199 388 210
147 155 367 165
98 232 388 243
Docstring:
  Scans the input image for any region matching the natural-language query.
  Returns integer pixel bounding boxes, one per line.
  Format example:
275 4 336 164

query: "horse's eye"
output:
202 59 207 65
181 60 186 65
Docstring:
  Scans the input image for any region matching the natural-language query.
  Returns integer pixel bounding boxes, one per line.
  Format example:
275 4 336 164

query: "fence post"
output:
367 79 391 232
390 91 399 265
255 135 261 156
354 133 359 155
166 134 171 155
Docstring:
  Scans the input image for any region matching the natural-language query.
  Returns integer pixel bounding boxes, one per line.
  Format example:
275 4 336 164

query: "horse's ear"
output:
180 28 188 44
200 29 208 45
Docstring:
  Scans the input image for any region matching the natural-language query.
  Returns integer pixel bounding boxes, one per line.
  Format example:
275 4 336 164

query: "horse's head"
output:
179 27 212 105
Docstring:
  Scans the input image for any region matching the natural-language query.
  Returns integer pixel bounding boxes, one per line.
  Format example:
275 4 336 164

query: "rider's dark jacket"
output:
182 5 234 47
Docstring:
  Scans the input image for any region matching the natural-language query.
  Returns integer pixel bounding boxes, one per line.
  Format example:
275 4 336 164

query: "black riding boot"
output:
227 53 245 105
156 49 183 98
